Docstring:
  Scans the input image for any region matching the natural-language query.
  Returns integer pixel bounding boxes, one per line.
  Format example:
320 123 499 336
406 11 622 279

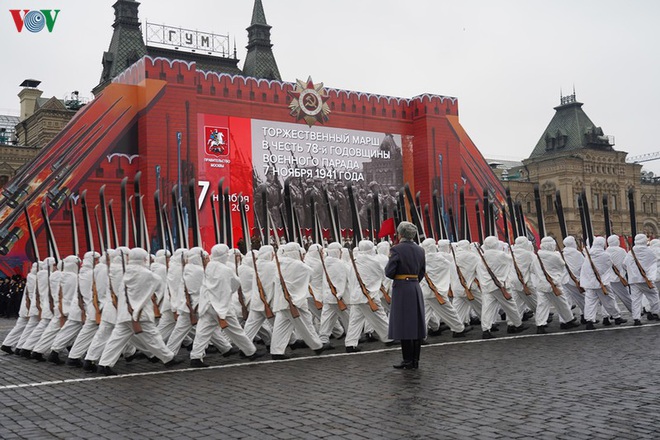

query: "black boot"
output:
1 345 12 355
394 340 414 369
82 360 97 372
67 358 83 368
190 358 208 368
48 351 64 365
412 340 421 369
98 365 117 376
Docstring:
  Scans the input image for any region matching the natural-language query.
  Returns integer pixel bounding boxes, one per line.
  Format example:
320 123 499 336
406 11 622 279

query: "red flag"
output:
378 218 396 239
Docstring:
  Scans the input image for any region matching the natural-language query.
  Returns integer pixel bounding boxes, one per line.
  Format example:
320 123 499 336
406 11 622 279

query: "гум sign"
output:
10 9 60 33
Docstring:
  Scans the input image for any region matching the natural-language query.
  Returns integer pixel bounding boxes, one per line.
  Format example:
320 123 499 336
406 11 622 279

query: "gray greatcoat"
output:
385 241 426 340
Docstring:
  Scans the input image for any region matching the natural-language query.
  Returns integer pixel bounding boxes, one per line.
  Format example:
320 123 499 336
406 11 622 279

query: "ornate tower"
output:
242 0 281 80
92 0 147 96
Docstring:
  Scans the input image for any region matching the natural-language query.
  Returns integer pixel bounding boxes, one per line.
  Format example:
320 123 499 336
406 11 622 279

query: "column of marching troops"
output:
2 229 660 375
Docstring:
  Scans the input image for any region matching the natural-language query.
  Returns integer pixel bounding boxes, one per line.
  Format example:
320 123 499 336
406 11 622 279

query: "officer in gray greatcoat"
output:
385 221 426 370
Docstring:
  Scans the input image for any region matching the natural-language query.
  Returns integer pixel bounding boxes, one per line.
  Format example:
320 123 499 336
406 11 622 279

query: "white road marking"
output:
0 322 658 390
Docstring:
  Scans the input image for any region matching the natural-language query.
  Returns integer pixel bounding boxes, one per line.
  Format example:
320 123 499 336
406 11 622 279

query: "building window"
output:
652 203 655 214
592 193 599 210
274 94 279 103
611 195 617 211
341 103 346 111
527 201 531 213
262 93 267 102
95 167 104 178
643 202 647 213
546 195 553 212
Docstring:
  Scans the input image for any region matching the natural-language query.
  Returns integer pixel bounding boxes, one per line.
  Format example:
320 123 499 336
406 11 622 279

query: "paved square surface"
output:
1 316 659 439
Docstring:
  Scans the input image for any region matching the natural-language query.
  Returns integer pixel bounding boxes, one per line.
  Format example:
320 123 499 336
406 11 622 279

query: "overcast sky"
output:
3 0 660 174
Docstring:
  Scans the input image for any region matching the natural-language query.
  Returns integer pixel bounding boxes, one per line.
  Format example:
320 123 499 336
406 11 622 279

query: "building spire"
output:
242 0 281 81
92 0 146 96
250 0 268 26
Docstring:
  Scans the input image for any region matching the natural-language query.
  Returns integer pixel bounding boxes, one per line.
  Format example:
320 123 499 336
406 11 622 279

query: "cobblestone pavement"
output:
1 314 660 439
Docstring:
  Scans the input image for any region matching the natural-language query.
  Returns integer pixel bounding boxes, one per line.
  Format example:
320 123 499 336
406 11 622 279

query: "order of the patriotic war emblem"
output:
205 126 229 156
288 76 331 127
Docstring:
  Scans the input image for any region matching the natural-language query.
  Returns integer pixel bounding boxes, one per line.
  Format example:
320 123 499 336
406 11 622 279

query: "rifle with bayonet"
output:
318 248 347 311
235 252 249 320
535 249 563 297
557 243 585 293
181 252 199 325
583 246 608 295
449 244 475 301
474 244 513 300
630 245 655 289
120 250 142 334
273 249 300 318
424 272 447 305
348 249 379 312
299 250 323 310
251 249 274 319
509 246 532 296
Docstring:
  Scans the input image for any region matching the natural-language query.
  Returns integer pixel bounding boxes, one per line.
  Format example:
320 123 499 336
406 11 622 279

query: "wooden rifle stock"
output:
235 253 249 320
123 283 143 334
558 246 585 293
24 284 31 315
92 273 102 325
120 251 142 333
535 252 563 297
151 294 161 319
35 282 42 320
475 245 513 300
630 245 655 289
251 250 275 319
379 285 392 305
611 264 629 287
76 283 86 323
183 282 199 325
47 266 55 315
583 247 608 295
273 251 300 318
318 250 347 311
348 249 379 312
424 273 446 305
106 253 119 309
510 247 532 296
58 285 67 327
298 251 323 310
449 244 475 301
181 254 199 325
447 287 454 299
